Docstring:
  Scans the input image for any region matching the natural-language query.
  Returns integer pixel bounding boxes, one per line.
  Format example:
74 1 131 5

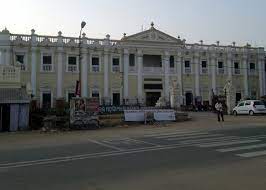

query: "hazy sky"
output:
1 0 265 47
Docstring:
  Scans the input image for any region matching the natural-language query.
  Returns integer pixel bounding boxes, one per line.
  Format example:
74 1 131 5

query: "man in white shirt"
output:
215 101 224 122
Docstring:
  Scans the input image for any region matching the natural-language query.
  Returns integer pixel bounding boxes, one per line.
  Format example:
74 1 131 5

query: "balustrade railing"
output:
10 34 119 47
234 68 240 75
0 65 20 83
218 68 224 74
143 67 163 73
201 68 208 74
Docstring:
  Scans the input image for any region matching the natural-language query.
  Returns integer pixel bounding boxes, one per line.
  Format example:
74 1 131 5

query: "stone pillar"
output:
81 33 88 98
210 48 217 95
258 50 265 97
5 48 10 65
242 52 249 98
56 31 63 99
263 61 266 95
177 51 183 104
137 50 143 100
0 28 11 65
30 29 37 97
103 49 109 98
164 51 170 101
194 50 200 97
123 49 129 99
227 47 233 81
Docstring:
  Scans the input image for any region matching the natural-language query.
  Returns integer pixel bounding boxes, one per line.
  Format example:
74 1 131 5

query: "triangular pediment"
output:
122 25 183 44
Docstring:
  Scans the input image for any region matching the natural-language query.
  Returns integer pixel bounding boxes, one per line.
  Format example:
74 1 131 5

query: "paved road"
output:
1 125 266 190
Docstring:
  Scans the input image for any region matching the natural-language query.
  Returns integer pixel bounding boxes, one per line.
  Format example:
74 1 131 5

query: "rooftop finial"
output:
123 33 127 37
151 22 154 28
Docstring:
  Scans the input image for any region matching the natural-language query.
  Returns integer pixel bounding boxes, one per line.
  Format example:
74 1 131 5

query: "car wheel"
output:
233 111 237 116
249 110 254 116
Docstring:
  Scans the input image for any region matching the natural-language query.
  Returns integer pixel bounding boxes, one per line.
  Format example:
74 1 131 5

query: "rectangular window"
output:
16 54 25 71
234 62 240 74
170 56 175 68
184 60 191 73
218 61 224 74
92 57 100 72
218 61 223 68
201 61 208 74
129 54 135 67
68 56 77 72
42 55 52 71
112 57 120 72
249 63 255 74
249 63 255 70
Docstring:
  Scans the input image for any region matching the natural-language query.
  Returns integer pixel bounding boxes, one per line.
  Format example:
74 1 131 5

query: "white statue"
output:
223 80 236 114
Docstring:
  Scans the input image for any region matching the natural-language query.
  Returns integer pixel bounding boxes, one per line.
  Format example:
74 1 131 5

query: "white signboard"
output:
124 109 176 122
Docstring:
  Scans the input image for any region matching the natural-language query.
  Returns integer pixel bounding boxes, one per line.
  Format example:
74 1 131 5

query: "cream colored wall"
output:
128 75 138 98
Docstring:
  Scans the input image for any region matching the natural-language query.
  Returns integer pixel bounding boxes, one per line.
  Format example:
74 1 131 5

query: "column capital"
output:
164 50 170 56
123 49 129 55
81 47 88 54
137 49 142 56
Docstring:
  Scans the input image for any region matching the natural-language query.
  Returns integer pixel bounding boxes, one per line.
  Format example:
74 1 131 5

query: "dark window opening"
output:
143 55 162 67
68 56 77 65
112 93 120 106
112 58 119 66
92 57 99 65
250 63 255 70
43 56 52 65
16 55 24 64
68 93 75 102
144 84 163 90
218 62 223 68
129 54 135 67
234 62 239 69
170 56 175 68
42 93 51 109
202 61 207 68
185 61 190 68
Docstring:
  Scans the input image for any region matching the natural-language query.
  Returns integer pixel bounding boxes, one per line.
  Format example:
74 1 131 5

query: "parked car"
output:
233 100 266 116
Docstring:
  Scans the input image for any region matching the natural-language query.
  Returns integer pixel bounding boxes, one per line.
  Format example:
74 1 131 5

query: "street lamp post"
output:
77 21 86 97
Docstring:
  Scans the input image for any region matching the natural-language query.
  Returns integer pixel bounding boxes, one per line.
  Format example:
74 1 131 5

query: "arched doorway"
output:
185 92 193 105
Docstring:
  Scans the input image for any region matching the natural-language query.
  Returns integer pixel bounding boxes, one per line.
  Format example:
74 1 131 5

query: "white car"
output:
233 100 266 116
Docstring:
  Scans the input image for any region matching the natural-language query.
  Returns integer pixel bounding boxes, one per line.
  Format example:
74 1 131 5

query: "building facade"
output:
0 23 266 108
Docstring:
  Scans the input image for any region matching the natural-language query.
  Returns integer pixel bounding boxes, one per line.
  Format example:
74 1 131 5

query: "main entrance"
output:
146 92 161 106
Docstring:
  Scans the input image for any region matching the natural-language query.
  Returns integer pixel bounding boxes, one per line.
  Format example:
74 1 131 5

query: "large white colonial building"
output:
0 23 266 108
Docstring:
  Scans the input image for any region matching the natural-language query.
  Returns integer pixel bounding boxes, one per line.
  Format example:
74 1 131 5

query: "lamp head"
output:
81 21 86 29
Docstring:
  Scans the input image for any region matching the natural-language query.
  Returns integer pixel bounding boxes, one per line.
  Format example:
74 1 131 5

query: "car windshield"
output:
254 101 264 105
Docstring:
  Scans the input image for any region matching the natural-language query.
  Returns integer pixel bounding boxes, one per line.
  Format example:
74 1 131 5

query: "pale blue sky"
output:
1 0 265 47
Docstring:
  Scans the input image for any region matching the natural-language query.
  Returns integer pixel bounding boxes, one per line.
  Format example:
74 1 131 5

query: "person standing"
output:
215 101 224 122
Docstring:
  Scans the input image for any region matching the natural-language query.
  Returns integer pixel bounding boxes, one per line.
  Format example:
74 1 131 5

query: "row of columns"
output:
1 43 265 101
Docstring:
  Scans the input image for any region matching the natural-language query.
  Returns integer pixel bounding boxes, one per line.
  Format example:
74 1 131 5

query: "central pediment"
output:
122 23 184 44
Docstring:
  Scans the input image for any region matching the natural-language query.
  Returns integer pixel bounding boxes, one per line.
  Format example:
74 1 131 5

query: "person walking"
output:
215 101 224 122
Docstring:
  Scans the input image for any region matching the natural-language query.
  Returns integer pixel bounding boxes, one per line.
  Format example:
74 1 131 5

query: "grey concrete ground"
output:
0 112 266 190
